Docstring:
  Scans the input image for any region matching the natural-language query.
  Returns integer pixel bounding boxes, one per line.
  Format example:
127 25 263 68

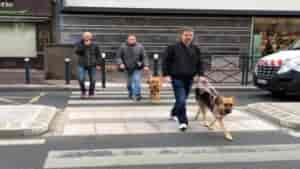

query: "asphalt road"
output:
1 89 300 108
1 89 300 169
0 131 300 169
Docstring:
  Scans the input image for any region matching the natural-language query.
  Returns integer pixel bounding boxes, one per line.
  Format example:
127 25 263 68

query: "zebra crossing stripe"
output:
0 139 45 146
44 144 300 168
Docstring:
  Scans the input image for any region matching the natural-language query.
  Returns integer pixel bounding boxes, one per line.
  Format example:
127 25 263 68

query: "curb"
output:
0 105 57 137
243 103 300 130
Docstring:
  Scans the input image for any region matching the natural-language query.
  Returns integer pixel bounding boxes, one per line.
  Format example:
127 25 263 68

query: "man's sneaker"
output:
179 123 188 132
88 92 95 97
169 116 178 122
134 96 142 102
128 94 133 99
80 92 87 99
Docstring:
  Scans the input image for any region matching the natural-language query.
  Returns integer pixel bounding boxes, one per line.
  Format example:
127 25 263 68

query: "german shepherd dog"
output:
195 80 235 141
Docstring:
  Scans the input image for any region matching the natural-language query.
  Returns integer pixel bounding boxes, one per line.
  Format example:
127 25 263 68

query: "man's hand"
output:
163 76 171 83
199 76 208 83
96 65 101 70
143 66 150 72
119 64 125 70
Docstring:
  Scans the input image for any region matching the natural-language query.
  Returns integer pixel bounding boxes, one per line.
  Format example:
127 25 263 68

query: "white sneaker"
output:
169 116 178 122
179 123 188 132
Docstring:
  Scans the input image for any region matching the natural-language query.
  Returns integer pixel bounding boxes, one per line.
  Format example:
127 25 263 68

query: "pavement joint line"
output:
28 92 46 104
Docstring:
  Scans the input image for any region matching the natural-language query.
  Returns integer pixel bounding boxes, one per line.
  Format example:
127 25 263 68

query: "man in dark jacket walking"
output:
117 34 149 101
74 32 103 99
162 27 207 131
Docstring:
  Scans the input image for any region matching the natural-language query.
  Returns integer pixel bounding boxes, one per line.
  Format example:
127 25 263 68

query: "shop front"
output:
53 0 300 84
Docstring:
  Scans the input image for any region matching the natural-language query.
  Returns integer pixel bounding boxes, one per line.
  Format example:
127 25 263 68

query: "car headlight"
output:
278 59 300 74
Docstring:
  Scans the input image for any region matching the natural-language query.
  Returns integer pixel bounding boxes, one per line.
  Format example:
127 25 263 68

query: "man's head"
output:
82 32 93 46
179 27 194 45
127 34 137 46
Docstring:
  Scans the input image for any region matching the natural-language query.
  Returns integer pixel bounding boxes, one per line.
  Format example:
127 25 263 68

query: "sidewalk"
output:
0 80 259 92
243 103 300 130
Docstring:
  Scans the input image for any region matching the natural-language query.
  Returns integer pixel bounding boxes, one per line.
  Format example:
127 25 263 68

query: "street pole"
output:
65 57 71 85
24 57 31 84
153 53 159 76
101 52 106 88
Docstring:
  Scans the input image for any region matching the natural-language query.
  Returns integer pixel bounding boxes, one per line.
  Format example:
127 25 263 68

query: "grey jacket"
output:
74 40 103 67
116 42 149 71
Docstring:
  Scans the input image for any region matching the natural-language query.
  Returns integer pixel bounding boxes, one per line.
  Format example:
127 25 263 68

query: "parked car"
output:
253 39 300 96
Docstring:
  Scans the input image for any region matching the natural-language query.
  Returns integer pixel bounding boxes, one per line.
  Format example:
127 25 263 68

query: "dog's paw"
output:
207 124 216 130
224 132 233 141
202 121 210 127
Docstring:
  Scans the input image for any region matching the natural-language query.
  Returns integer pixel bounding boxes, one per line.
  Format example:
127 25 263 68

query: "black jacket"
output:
162 42 204 78
74 40 103 67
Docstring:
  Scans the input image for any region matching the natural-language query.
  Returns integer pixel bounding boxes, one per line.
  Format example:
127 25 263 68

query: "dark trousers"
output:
170 77 193 124
77 65 96 94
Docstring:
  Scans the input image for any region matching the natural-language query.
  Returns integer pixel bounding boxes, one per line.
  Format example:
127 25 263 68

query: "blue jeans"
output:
77 65 96 94
171 78 193 124
127 70 142 97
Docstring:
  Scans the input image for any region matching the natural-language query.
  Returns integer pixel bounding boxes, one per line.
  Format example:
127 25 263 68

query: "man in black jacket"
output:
162 27 207 131
74 32 103 99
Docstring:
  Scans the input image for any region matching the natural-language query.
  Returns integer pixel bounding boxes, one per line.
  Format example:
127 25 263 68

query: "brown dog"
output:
195 81 235 141
147 76 162 102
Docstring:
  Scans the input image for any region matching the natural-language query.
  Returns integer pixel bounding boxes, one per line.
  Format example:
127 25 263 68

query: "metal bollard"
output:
65 57 71 85
153 53 159 76
24 57 31 84
101 53 106 88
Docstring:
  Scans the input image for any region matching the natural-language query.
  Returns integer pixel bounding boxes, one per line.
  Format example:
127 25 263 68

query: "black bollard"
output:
153 53 159 76
24 58 31 84
65 57 71 84
101 53 106 88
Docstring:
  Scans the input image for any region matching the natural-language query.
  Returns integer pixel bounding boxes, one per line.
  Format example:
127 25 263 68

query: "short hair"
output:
82 32 93 40
127 34 136 39
178 27 194 35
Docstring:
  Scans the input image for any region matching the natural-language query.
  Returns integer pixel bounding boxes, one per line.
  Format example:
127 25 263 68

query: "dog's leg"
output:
218 118 233 141
195 103 201 120
207 119 217 130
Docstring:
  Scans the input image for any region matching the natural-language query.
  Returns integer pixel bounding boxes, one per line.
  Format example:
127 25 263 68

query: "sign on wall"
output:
64 0 300 12
0 23 37 58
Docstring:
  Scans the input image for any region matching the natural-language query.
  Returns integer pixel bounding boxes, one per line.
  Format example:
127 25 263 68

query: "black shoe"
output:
128 94 133 99
80 92 87 99
134 96 142 102
88 91 95 97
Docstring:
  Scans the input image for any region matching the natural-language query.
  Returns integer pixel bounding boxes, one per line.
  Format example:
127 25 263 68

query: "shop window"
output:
0 0 14 8
254 17 300 59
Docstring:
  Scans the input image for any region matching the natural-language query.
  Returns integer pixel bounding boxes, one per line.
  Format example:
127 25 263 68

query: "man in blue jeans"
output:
162 27 207 131
74 32 103 99
117 34 149 101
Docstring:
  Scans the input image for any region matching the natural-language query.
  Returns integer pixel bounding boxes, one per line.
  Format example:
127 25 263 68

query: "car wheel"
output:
271 91 286 97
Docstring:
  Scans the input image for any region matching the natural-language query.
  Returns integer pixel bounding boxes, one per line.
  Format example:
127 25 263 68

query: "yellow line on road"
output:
28 92 46 104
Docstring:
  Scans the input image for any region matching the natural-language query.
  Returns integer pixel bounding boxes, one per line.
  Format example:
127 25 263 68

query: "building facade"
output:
52 0 300 83
0 0 52 69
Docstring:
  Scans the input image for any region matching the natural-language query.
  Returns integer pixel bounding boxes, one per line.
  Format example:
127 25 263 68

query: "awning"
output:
62 0 300 16
0 16 49 23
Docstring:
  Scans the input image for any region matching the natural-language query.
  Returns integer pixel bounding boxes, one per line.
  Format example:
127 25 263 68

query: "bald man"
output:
74 32 103 99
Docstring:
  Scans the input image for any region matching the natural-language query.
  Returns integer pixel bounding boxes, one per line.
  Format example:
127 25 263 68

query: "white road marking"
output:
0 139 46 146
44 144 300 168
28 92 46 104
0 97 20 104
